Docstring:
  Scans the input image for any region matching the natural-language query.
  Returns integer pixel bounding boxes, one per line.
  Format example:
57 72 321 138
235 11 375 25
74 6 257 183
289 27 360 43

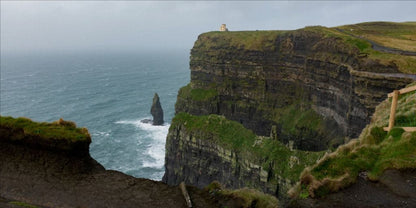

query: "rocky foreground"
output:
0 117 222 208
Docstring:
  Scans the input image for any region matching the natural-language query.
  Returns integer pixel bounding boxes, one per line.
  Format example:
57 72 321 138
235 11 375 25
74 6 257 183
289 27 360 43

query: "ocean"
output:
0 51 189 180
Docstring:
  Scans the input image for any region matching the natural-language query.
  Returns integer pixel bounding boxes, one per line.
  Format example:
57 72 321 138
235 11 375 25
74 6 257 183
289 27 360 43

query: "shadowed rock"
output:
151 93 164 125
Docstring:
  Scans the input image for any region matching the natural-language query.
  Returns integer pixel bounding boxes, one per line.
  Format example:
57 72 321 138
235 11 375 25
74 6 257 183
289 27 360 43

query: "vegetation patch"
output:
178 84 218 102
0 116 90 143
277 104 328 141
172 112 256 151
195 30 287 51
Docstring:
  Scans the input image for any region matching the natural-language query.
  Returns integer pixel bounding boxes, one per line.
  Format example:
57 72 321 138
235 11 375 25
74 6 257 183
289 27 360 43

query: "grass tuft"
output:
205 181 279 208
0 116 90 143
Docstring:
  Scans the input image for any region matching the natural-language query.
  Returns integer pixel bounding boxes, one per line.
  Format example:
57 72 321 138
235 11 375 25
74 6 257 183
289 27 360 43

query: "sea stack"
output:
151 93 164 125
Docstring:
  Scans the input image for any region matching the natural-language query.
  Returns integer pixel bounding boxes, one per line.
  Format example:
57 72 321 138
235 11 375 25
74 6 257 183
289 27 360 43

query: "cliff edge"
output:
0 116 222 208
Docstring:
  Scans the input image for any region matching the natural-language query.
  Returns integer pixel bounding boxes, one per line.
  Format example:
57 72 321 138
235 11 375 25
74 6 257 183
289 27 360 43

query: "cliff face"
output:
163 113 322 204
176 29 412 150
164 25 415 204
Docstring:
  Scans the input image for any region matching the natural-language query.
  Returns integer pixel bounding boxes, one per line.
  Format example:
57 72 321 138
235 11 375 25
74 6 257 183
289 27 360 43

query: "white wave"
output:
116 118 169 170
137 119 169 169
92 130 111 137
114 119 141 125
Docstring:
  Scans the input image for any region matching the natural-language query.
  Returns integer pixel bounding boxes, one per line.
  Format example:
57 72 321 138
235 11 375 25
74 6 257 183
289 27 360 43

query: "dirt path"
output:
370 72 416 80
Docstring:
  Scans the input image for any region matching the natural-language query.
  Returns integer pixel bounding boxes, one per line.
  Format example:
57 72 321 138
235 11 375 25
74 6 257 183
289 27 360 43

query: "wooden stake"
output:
180 182 192 208
387 90 399 131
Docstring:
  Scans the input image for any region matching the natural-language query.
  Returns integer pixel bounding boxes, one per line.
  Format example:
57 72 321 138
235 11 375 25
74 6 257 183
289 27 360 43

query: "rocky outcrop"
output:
0 117 221 208
151 93 164 125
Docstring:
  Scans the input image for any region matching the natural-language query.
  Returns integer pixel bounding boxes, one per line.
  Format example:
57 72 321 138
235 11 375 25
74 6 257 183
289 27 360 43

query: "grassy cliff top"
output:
337 21 416 52
195 21 416 74
0 116 91 144
194 30 286 51
291 82 416 198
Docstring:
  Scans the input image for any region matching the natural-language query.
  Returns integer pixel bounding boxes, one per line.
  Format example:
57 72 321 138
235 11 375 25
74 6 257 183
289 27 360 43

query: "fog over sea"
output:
0 51 189 180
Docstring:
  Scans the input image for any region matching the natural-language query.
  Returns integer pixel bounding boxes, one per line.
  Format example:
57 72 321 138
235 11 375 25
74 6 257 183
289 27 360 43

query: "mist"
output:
1 1 415 54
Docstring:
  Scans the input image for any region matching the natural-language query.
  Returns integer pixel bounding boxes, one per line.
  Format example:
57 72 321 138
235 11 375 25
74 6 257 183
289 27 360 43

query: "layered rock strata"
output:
175 29 413 150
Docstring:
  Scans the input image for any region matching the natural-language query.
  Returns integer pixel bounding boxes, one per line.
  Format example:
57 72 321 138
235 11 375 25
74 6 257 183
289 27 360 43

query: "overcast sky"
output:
1 1 416 53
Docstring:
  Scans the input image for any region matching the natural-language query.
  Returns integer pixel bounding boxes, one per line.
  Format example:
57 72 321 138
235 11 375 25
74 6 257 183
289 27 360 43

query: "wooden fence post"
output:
180 182 192 208
387 90 399 131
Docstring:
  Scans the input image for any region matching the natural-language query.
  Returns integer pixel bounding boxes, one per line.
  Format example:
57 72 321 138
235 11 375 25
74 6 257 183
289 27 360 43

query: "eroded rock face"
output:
163 123 290 202
151 93 164 125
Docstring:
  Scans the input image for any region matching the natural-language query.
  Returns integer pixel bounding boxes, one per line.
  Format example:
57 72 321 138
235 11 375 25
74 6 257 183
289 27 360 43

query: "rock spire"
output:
151 93 164 125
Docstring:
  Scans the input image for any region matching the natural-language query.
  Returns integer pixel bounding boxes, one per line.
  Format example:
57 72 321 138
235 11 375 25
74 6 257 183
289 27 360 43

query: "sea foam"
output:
115 118 169 170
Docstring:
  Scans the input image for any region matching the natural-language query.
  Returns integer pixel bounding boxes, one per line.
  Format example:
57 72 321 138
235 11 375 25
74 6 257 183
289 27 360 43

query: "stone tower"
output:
220 24 228 32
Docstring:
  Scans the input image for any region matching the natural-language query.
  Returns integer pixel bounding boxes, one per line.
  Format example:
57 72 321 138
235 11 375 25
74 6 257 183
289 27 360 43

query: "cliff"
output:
164 22 416 205
176 26 414 150
0 116 230 208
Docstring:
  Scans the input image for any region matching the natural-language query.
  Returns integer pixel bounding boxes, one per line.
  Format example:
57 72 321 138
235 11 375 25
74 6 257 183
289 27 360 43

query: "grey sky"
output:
1 1 415 53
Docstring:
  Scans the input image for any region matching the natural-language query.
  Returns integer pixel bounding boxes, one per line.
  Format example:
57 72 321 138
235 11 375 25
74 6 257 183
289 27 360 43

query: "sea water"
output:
0 51 189 180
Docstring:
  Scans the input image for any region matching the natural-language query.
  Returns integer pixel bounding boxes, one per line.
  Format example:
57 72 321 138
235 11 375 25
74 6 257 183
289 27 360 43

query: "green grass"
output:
394 91 416 127
276 104 327 140
172 112 256 151
195 30 287 51
300 128 415 198
205 181 279 208
178 84 218 102
367 83 416 128
257 138 325 181
0 116 90 143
